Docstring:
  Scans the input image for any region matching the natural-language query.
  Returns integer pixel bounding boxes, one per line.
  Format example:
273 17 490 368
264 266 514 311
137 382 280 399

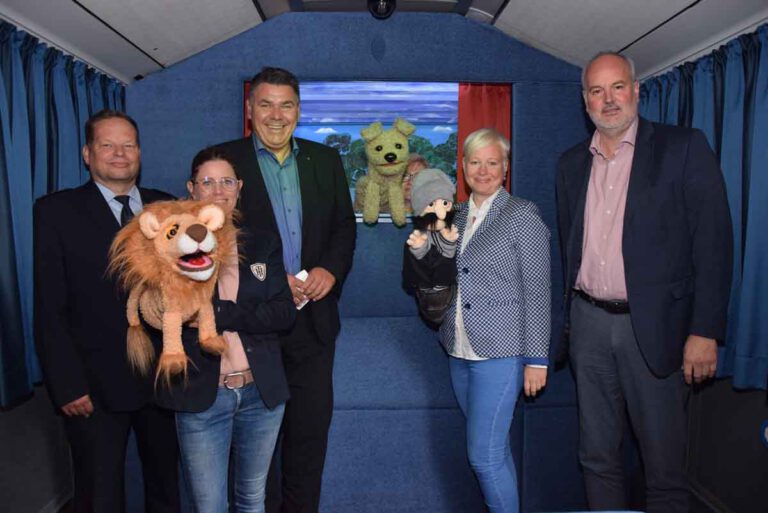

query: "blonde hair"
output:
462 128 510 165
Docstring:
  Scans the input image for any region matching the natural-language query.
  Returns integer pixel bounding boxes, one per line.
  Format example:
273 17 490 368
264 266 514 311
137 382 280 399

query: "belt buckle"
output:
223 371 246 390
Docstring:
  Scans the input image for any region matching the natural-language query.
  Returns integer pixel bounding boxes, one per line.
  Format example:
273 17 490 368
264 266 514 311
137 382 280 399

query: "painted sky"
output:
296 81 458 144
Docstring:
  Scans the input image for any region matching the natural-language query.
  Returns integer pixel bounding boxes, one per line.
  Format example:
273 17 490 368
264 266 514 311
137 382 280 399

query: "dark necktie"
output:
114 195 134 226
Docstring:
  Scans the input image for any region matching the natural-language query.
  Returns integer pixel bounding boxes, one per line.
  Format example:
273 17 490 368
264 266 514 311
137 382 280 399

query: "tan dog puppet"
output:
108 200 237 383
354 118 416 226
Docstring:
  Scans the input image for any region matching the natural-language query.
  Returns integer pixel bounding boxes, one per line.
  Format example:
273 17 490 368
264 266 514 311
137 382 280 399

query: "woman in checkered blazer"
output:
439 128 551 513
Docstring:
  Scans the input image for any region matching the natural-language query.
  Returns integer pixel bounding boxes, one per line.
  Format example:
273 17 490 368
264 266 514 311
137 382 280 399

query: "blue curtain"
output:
0 24 35 407
639 69 681 125
728 27 768 390
0 21 126 407
638 78 661 122
692 55 716 146
640 24 768 389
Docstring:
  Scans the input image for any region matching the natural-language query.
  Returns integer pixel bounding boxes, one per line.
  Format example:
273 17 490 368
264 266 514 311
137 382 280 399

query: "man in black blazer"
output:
556 53 732 512
34 110 180 513
214 67 356 513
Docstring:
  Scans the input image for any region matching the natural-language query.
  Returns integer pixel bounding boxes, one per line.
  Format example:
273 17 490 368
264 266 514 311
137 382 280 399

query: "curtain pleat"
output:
87 71 105 114
0 20 125 407
7 31 37 386
106 78 123 111
665 70 681 124
27 44 48 200
638 78 661 122
678 63 695 127
50 52 80 191
72 61 89 183
712 50 726 156
692 55 716 147
719 39 746 386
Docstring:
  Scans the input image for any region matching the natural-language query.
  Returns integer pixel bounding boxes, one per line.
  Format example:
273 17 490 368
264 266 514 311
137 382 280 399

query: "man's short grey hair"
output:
581 51 637 90
462 128 510 164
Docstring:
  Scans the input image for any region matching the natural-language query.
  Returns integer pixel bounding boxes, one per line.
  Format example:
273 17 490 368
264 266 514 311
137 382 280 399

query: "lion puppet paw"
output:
156 352 189 384
200 335 227 355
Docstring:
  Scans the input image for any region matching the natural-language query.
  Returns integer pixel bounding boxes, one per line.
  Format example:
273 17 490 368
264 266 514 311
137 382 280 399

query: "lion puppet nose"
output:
186 223 208 243
384 153 397 163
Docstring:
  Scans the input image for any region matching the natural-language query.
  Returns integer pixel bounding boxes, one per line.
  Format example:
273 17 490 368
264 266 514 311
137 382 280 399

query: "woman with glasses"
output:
154 147 295 513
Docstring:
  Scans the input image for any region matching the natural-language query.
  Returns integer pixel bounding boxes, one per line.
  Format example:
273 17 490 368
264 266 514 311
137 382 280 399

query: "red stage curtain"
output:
456 83 512 202
243 82 252 136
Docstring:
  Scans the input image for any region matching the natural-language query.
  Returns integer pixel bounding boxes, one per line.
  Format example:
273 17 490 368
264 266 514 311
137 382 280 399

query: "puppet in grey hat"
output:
403 169 459 324
409 168 457 236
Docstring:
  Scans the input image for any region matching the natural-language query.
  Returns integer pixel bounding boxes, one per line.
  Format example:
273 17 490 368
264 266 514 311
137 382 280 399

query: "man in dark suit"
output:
214 67 356 513
34 110 180 513
556 52 732 513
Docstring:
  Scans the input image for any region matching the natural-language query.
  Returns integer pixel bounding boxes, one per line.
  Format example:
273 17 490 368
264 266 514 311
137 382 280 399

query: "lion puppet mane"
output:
108 199 238 383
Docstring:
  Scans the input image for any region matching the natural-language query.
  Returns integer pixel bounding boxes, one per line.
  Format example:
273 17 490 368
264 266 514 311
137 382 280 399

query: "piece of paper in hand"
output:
295 269 309 310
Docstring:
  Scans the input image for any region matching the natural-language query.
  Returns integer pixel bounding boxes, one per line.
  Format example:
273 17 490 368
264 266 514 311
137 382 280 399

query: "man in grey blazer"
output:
556 52 732 512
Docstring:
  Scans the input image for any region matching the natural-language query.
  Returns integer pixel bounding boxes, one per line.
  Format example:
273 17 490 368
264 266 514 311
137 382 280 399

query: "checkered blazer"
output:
439 188 551 362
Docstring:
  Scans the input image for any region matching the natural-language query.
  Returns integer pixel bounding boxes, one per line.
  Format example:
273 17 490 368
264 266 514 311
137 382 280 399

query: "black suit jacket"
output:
556 118 733 377
154 228 295 412
213 137 356 346
34 180 173 410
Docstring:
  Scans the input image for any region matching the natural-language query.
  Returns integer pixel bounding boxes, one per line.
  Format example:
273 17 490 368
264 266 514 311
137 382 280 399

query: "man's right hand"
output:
61 394 94 417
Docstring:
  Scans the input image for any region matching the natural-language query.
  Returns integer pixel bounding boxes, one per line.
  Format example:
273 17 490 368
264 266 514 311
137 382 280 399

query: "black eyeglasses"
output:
193 177 239 190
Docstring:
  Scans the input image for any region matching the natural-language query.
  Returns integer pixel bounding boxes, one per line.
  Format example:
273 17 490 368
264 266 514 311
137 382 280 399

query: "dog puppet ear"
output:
394 118 415 137
361 121 383 142
139 212 161 239
198 204 225 232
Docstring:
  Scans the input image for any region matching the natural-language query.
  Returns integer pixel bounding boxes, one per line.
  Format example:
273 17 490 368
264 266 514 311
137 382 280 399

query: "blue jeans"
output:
449 356 524 513
176 383 285 513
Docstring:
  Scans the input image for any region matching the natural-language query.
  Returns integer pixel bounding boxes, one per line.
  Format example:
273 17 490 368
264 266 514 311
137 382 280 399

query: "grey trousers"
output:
569 295 689 513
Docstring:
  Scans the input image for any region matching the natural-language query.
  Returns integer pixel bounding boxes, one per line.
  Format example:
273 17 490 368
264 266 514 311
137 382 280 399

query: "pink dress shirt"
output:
575 119 638 301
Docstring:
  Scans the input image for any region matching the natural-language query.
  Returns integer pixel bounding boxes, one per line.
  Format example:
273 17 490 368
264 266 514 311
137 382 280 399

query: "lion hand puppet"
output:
108 200 237 382
354 118 415 226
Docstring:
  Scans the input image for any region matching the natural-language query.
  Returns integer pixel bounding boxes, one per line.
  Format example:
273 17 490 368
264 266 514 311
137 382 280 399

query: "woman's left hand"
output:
524 366 548 397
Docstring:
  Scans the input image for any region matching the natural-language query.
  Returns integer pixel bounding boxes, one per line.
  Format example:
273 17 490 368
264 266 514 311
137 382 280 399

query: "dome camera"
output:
368 0 396 20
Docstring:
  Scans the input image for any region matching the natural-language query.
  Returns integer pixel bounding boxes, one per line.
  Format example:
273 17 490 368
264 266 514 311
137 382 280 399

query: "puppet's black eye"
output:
395 143 403 149
442 200 449 206
375 145 383 152
428 201 434 207
166 224 180 240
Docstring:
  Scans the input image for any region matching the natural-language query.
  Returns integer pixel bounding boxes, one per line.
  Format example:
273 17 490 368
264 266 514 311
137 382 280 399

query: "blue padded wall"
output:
125 11 591 513
340 224 415 318
512 82 591 511
127 12 579 197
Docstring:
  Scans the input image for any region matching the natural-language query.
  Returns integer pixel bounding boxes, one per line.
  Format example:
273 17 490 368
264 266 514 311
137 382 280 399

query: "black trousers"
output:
569 295 689 513
63 402 180 513
267 310 336 513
